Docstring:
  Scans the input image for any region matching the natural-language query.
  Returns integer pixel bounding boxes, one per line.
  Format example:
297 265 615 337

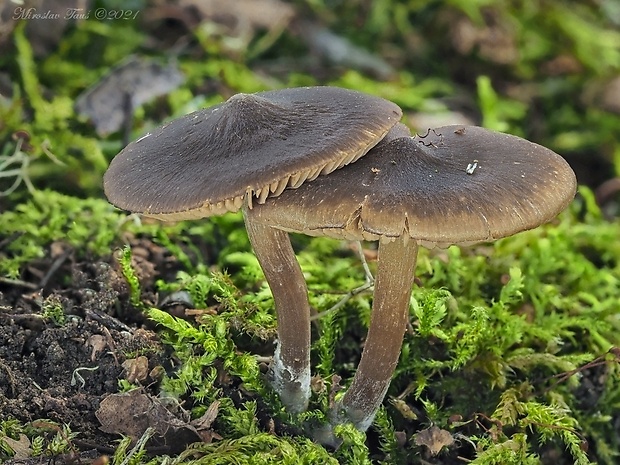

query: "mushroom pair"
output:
103 86 577 437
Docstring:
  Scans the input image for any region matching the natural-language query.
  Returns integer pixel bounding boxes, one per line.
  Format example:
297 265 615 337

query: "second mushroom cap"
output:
247 125 578 246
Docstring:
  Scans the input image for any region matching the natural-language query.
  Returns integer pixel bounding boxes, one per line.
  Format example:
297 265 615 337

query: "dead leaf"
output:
96 389 202 453
87 334 107 361
450 11 518 65
541 54 583 76
296 21 395 80
2 433 31 459
408 111 475 134
75 56 184 136
169 0 295 58
148 365 166 382
189 400 223 443
122 355 149 384
190 400 220 431
414 425 454 456
310 374 326 394
328 374 343 409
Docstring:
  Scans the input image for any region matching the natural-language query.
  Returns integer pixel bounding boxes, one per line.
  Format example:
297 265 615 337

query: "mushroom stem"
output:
243 211 311 413
336 235 418 431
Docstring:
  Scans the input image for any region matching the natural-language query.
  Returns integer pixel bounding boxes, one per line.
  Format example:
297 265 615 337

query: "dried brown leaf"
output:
75 56 184 136
414 425 454 456
122 355 149 384
96 390 201 453
190 400 220 431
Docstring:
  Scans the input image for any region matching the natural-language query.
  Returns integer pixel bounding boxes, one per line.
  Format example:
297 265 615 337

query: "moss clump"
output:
0 190 126 278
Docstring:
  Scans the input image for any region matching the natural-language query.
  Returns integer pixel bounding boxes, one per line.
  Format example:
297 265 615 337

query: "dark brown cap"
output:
103 86 402 220
248 125 577 246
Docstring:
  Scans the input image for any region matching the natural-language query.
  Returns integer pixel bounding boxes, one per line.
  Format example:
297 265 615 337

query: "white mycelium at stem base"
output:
335 235 418 431
244 212 312 413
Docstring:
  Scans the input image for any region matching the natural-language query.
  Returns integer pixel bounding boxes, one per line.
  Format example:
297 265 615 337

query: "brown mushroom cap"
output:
248 125 577 246
103 86 402 220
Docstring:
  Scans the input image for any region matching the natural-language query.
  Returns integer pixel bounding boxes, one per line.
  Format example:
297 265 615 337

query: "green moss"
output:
4 23 108 195
41 295 67 326
146 271 275 404
333 423 372 465
0 419 24 459
131 186 618 462
119 245 143 308
477 75 528 134
173 430 338 464
0 190 126 277
333 70 453 111
0 421 79 459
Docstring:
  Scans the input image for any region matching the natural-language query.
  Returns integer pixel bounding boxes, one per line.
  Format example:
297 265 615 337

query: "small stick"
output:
310 241 375 321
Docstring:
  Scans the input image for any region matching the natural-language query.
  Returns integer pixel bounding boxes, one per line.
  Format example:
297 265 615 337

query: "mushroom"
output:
246 125 577 435
103 86 403 413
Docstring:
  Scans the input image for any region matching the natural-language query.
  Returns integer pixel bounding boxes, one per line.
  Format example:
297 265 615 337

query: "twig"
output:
355 241 375 283
39 247 72 288
0 276 39 289
119 427 155 465
310 242 375 321
543 346 620 393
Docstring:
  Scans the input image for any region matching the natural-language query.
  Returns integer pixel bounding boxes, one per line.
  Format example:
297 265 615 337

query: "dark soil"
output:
0 240 176 460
